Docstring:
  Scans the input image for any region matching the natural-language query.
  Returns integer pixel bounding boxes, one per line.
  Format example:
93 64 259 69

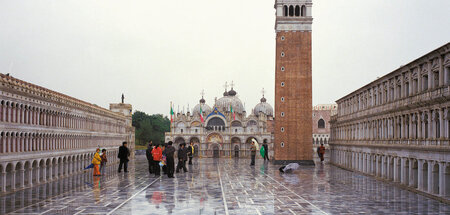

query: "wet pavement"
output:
2 156 449 214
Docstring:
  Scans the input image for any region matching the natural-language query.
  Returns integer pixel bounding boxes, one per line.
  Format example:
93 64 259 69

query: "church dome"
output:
253 96 273 116
192 101 212 116
215 88 244 114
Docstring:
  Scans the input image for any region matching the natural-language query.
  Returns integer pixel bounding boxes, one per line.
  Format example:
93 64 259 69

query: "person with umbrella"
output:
250 139 258 166
279 163 300 173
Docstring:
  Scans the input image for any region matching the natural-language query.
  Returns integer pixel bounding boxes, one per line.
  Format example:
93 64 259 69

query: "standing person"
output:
118 142 130 173
250 142 256 166
100 149 108 176
161 144 167 175
187 142 194 165
262 140 269 161
163 141 176 178
92 148 102 176
146 141 154 175
176 143 188 173
318 144 326 162
152 143 163 176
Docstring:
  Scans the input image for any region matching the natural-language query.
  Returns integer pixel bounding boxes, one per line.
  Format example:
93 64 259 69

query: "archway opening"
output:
422 162 428 191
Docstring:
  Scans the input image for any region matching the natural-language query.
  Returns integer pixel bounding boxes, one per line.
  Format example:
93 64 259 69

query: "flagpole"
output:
170 101 173 136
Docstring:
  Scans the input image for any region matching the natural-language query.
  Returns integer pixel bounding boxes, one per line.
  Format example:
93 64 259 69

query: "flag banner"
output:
200 106 204 122
170 105 174 123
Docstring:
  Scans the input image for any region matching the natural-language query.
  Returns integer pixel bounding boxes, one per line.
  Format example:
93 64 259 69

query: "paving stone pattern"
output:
2 156 449 214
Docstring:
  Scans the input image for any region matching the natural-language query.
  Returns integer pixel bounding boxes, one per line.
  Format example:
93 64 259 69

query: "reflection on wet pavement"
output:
2 156 449 214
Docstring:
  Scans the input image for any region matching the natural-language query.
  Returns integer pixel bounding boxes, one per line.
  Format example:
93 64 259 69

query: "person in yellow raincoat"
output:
92 148 102 176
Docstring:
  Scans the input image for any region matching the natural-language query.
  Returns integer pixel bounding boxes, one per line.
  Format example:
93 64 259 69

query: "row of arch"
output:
0 149 119 193
172 135 271 158
0 130 125 154
0 99 126 133
330 149 450 197
313 137 329 146
331 107 450 144
283 5 306 17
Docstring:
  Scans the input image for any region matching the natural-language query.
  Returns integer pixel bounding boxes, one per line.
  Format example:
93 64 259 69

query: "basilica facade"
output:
165 86 274 159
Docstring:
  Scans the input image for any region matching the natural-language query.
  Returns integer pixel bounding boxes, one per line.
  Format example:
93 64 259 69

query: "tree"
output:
132 111 170 146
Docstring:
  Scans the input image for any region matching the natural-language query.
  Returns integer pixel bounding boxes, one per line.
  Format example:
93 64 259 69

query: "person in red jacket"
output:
152 144 163 176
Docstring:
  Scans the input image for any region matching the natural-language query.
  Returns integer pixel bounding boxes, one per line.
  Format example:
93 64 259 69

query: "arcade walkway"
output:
2 156 449 214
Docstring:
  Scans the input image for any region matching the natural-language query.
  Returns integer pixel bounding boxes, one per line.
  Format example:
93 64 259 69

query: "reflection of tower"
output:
273 0 314 164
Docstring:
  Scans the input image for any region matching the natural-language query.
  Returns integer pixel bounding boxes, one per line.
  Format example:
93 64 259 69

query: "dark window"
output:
423 75 428 91
295 6 300 16
301 5 306 16
318 119 325 128
181 129 183 133
283 6 288 17
289 6 294 16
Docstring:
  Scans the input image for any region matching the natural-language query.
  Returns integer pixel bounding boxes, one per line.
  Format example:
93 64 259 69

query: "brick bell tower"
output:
273 0 314 165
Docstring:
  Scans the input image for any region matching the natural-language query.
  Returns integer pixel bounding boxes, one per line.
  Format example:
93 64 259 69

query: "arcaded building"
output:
329 43 450 200
0 74 134 195
165 86 274 158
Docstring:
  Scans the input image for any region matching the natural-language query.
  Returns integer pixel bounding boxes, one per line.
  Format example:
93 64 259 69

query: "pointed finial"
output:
230 81 235 89
121 93 124 103
201 89 205 98
223 81 228 92
261 88 266 98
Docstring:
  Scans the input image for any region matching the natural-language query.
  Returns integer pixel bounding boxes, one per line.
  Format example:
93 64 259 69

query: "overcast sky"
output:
1 0 449 116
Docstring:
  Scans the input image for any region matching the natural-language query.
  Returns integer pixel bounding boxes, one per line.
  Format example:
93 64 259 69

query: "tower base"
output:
272 160 315 166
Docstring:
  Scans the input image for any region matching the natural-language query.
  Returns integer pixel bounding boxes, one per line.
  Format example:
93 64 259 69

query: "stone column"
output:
408 159 415 187
418 159 424 191
439 162 446 196
48 164 52 181
417 112 422 139
0 170 6 192
27 168 32 187
439 109 444 140
11 170 16 191
428 110 432 140
381 156 386 178
42 165 46 183
19 167 25 188
394 157 400 182
400 158 406 184
427 161 433 193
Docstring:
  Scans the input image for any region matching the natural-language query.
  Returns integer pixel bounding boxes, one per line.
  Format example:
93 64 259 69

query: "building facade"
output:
274 0 313 164
165 86 274 158
0 74 134 195
312 104 337 148
329 43 450 200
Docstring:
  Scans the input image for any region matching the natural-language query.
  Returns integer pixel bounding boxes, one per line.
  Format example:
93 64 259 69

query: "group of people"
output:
250 139 270 166
89 140 319 177
90 148 108 176
146 141 194 178
87 141 129 176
